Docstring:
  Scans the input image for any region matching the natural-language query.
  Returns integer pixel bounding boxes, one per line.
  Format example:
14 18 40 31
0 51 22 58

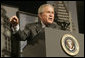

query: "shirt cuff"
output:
16 24 19 31
12 24 19 34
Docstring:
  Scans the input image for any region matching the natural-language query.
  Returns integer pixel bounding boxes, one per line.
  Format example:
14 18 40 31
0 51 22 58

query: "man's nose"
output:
49 13 53 17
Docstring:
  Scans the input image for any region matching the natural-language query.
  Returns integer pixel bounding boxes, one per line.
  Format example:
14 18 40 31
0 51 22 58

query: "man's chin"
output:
48 21 53 24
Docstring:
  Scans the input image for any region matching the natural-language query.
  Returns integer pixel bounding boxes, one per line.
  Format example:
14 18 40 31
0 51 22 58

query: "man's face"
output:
39 6 54 25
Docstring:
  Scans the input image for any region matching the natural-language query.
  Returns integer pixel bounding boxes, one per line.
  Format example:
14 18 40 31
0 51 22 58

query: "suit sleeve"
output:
13 24 31 41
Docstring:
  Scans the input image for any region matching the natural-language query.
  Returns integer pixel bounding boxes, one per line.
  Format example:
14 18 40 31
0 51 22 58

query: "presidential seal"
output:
61 34 79 56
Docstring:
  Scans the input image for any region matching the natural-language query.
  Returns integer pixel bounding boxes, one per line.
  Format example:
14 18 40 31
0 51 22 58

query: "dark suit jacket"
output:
14 22 61 41
11 22 61 57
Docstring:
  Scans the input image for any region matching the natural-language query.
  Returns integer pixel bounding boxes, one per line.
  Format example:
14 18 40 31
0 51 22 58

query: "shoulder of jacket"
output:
25 22 39 28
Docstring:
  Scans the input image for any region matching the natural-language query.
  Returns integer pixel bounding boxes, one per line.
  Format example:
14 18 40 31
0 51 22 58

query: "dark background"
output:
76 1 84 34
1 1 84 34
1 1 46 14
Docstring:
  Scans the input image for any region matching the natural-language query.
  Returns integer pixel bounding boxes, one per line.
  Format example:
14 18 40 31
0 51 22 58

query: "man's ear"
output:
38 14 42 19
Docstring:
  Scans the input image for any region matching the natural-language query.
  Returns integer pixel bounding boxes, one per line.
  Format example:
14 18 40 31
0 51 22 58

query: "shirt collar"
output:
41 21 46 28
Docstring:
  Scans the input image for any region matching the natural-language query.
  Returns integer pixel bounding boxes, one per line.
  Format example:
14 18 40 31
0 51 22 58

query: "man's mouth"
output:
49 18 52 20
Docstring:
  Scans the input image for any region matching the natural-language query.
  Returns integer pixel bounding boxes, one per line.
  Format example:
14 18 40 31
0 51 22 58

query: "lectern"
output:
21 28 84 57
45 28 84 57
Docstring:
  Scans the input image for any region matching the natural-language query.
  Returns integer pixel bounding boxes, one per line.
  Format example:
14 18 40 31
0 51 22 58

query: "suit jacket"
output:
11 21 61 57
13 22 61 41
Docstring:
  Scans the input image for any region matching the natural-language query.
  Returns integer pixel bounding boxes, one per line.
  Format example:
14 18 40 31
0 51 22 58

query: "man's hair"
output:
38 4 54 14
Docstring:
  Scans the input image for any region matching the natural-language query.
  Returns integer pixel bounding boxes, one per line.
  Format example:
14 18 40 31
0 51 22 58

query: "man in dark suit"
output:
10 4 60 57
10 4 60 41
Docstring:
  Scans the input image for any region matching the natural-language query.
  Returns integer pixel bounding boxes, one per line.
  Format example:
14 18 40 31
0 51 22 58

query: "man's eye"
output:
47 11 50 13
52 12 54 14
